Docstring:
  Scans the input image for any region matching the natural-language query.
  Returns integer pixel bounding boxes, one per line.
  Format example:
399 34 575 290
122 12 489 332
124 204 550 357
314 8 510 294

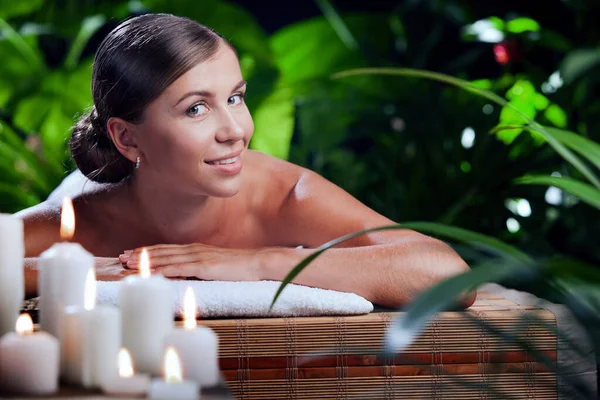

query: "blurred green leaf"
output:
40 102 72 165
385 260 526 352
544 104 567 128
271 14 391 84
249 80 295 159
515 175 600 210
0 18 44 72
64 15 106 70
560 48 600 84
506 17 540 34
0 0 43 20
314 0 358 51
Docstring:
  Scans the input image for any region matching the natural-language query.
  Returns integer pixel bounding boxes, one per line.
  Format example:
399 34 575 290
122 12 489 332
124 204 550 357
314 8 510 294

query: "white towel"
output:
96 280 374 318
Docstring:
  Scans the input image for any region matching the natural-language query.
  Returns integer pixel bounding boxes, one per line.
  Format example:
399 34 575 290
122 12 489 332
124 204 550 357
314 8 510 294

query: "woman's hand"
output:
118 243 266 281
95 257 139 281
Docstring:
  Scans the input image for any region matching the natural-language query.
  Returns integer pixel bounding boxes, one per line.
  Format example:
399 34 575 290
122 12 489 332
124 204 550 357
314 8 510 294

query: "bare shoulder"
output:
13 201 62 257
243 150 308 205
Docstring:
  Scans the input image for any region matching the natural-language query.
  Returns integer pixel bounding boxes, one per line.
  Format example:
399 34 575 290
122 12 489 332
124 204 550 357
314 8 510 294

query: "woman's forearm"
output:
259 239 475 309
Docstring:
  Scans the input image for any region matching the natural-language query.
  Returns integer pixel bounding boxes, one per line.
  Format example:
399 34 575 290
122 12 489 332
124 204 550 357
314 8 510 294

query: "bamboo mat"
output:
22 291 559 399
192 291 558 399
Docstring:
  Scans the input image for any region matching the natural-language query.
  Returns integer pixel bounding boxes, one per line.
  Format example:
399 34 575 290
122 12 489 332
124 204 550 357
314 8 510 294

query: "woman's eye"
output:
228 94 244 106
187 103 208 116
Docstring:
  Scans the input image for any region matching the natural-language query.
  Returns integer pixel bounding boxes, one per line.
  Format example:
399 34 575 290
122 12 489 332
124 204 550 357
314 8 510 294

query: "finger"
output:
123 244 200 261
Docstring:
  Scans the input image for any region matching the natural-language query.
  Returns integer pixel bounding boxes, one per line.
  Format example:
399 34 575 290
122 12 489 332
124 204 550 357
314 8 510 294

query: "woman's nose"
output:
215 109 245 143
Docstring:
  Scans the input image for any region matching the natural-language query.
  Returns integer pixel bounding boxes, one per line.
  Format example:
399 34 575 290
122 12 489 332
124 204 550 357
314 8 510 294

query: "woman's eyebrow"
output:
174 80 247 107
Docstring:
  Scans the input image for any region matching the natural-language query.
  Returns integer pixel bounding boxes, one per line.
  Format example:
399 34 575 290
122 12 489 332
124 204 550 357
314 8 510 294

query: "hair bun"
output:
69 106 133 183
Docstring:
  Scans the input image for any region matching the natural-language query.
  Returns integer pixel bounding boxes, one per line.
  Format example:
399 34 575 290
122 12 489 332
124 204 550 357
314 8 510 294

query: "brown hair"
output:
70 13 229 183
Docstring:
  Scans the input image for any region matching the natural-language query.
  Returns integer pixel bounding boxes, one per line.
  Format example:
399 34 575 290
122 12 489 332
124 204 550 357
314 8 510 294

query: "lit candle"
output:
101 348 151 397
62 268 121 388
120 248 174 375
0 214 24 337
0 314 59 395
164 287 220 387
149 347 199 400
38 197 93 344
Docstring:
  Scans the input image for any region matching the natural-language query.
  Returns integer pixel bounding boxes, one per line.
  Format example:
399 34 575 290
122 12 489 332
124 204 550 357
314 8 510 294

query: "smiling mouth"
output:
205 156 239 165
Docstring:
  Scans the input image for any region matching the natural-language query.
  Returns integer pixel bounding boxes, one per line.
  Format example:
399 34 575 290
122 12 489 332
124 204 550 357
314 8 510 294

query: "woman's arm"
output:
260 168 475 309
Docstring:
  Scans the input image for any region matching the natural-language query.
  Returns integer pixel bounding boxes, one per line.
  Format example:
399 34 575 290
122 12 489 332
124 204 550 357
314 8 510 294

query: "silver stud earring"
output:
135 156 140 169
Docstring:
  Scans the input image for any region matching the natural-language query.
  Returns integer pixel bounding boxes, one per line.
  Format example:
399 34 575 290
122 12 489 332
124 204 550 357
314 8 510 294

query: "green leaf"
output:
332 67 600 189
249 81 295 159
0 18 44 72
64 15 106 70
399 222 533 263
0 0 43 19
506 17 540 34
543 104 567 128
0 121 55 192
39 102 73 165
271 14 392 84
14 94 51 132
385 260 526 352
314 0 359 51
531 127 600 171
515 175 600 210
560 49 600 84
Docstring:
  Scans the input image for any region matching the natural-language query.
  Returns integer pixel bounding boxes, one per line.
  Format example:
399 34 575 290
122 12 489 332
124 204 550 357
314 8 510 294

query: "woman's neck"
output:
123 175 226 244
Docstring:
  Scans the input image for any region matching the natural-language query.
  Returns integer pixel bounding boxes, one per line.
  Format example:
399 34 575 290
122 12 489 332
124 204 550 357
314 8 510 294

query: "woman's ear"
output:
106 117 140 163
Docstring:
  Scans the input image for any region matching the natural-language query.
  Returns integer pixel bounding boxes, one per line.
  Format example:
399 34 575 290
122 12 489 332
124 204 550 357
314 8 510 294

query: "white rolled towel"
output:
96 280 373 318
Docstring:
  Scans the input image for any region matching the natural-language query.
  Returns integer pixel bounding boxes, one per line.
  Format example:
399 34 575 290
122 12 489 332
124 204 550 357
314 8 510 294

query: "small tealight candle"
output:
149 347 199 400
0 313 59 395
164 287 220 387
39 197 93 343
120 248 174 375
62 268 121 388
101 348 151 397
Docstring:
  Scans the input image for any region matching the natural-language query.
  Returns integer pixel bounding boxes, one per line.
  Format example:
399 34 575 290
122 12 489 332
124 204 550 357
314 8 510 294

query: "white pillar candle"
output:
164 287 220 387
38 197 93 342
0 313 59 395
62 268 121 388
120 248 174 375
149 347 199 400
0 214 24 337
101 348 151 397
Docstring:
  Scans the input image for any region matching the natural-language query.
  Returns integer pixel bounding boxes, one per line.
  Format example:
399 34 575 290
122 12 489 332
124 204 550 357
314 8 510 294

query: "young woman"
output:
15 13 474 308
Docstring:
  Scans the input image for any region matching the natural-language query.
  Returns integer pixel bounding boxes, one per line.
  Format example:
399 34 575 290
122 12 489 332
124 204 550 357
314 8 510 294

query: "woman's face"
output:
135 44 254 198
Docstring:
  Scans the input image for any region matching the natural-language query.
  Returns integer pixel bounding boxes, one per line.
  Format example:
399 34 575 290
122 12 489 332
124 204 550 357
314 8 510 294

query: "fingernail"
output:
124 250 132 255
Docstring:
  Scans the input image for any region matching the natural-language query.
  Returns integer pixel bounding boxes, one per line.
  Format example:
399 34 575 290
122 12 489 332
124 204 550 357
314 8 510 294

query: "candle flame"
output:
183 286 197 330
15 313 34 335
118 348 134 378
60 197 75 240
164 347 183 383
84 268 96 311
139 248 150 278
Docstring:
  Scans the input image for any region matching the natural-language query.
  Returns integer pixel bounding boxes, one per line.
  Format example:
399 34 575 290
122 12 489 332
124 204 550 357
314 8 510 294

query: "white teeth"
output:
208 156 238 165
